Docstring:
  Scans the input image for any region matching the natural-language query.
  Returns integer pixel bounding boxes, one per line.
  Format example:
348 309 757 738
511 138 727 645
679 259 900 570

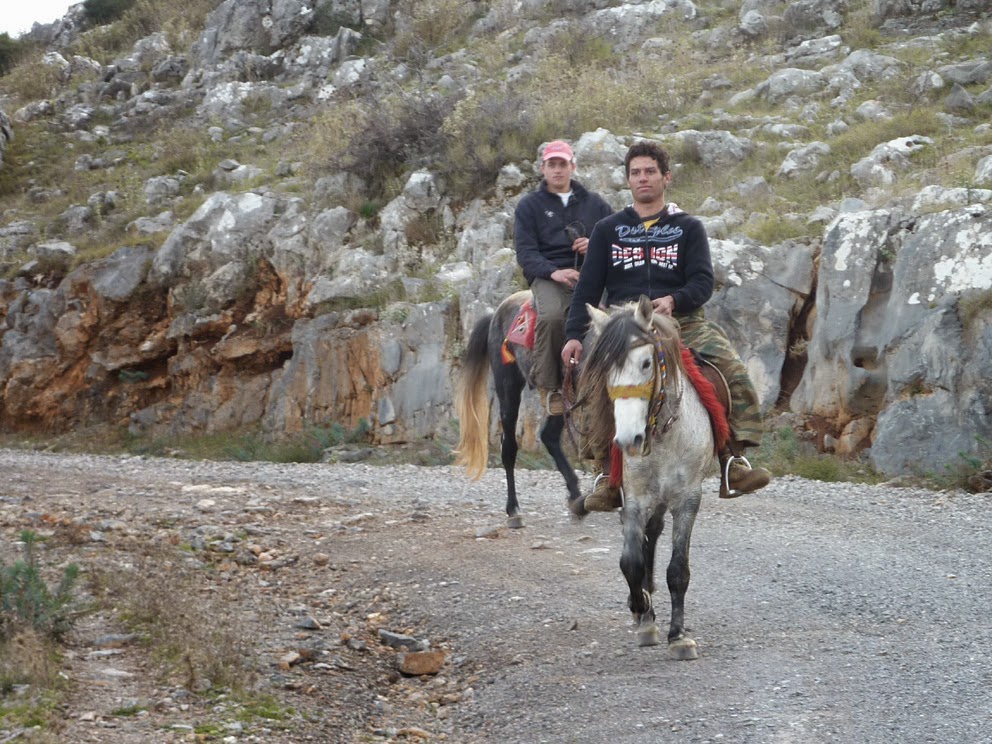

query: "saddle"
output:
500 299 537 364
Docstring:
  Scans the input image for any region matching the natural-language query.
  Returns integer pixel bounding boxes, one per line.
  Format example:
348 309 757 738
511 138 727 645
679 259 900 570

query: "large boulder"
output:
262 301 455 442
755 68 827 103
707 238 818 413
791 197 992 475
664 130 755 169
193 0 315 67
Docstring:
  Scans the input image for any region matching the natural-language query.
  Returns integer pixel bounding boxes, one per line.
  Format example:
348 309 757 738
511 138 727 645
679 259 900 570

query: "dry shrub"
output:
0 54 65 104
305 99 370 178
404 210 444 246
391 0 476 61
89 544 256 692
327 93 455 197
959 289 992 336
0 628 59 690
527 55 679 140
437 89 533 200
542 24 613 68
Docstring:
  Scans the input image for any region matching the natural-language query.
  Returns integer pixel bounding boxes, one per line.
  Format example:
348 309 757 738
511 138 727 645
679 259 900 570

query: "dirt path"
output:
2 449 990 743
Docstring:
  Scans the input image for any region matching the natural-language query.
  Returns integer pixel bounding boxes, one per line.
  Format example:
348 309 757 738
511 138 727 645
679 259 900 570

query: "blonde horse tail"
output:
455 314 494 480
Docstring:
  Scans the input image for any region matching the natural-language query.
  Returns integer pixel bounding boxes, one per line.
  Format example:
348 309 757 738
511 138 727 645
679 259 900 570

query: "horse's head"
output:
583 296 682 457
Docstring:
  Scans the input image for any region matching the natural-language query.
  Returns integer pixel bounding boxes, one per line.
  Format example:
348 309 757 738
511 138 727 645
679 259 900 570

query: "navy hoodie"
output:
565 205 714 341
514 179 613 284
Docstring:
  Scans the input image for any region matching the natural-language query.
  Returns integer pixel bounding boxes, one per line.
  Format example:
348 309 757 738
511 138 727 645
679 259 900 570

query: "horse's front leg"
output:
666 494 701 660
497 382 524 528
620 503 661 647
539 414 582 506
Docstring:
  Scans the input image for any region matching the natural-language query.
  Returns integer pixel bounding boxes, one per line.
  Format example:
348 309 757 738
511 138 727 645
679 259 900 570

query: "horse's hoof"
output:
506 514 525 529
668 637 699 660
637 623 661 647
567 496 588 519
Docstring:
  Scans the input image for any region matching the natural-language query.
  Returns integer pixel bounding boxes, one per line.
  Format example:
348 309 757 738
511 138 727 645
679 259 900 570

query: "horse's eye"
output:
641 358 652 371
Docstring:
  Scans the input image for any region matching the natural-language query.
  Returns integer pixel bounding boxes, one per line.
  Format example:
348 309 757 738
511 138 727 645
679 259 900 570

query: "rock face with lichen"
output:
790 198 992 474
2 0 992 478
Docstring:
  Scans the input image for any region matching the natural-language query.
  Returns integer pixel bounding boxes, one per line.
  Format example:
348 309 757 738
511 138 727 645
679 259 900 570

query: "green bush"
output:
0 33 29 77
83 0 137 25
1 531 80 643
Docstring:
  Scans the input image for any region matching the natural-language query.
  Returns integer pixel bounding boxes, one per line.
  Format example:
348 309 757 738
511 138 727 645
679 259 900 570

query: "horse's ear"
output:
586 304 609 333
636 295 654 325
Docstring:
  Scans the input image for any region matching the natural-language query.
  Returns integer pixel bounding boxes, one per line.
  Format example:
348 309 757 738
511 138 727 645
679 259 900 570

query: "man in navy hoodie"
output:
514 139 613 417
562 140 771 510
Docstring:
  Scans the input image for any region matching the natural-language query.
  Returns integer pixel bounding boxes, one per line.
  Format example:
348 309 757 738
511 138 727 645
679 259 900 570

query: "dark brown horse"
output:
455 290 582 528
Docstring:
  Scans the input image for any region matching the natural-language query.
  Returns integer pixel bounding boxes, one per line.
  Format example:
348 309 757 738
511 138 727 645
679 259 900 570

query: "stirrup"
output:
588 472 624 510
543 390 565 417
720 454 751 499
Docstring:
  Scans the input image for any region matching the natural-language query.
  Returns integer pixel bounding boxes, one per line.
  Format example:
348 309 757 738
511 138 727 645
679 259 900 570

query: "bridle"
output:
607 329 683 452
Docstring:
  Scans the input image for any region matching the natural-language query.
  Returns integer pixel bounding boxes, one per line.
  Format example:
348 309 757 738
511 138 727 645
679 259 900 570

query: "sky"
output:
1 0 79 38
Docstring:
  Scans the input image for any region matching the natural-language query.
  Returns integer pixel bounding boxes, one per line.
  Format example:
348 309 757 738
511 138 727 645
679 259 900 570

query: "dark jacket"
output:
513 179 613 284
564 205 714 341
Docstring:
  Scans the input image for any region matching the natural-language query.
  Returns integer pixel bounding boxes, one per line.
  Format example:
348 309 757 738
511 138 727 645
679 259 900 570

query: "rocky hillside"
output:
0 0 990 477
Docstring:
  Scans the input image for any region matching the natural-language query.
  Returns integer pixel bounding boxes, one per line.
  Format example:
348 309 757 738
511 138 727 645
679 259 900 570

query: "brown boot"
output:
542 389 565 417
719 455 771 499
584 475 623 511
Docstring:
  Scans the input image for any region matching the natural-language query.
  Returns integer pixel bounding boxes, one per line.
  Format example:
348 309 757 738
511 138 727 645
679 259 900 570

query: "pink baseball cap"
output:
541 140 574 162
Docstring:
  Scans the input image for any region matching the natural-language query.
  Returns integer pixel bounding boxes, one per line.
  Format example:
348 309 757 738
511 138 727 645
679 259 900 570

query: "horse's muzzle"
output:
618 433 650 458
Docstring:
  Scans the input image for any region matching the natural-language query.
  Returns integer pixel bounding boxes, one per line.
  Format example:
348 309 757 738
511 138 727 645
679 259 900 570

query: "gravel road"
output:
1 448 990 743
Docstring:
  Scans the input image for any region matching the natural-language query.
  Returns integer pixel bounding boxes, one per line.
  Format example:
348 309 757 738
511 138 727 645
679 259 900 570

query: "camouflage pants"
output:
530 278 571 392
676 309 764 449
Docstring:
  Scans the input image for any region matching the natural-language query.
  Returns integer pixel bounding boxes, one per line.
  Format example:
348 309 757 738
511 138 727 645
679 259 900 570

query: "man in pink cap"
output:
513 139 612 417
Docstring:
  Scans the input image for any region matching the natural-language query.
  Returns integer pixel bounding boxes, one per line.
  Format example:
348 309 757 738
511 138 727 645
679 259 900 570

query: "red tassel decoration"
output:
680 347 730 453
609 443 623 488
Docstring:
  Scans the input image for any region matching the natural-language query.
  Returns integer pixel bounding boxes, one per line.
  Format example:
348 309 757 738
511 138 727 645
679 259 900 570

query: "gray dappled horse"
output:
456 290 583 528
578 296 715 657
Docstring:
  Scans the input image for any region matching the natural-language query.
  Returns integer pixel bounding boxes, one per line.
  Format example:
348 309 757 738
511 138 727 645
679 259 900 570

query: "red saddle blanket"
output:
609 345 730 487
500 299 536 364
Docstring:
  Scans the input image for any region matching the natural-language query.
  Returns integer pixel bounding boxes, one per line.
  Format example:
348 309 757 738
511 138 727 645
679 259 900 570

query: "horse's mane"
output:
575 305 687 457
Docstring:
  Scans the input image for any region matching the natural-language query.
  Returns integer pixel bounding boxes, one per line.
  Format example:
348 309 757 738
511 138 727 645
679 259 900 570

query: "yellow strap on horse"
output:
608 381 655 401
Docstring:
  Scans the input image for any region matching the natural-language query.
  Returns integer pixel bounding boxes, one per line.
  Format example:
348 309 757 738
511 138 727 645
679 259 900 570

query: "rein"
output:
562 361 582 451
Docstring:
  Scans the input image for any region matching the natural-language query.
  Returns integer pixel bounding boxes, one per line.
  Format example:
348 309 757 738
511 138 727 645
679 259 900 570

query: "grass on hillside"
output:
2 0 988 244
0 110 288 275
755 426 883 484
